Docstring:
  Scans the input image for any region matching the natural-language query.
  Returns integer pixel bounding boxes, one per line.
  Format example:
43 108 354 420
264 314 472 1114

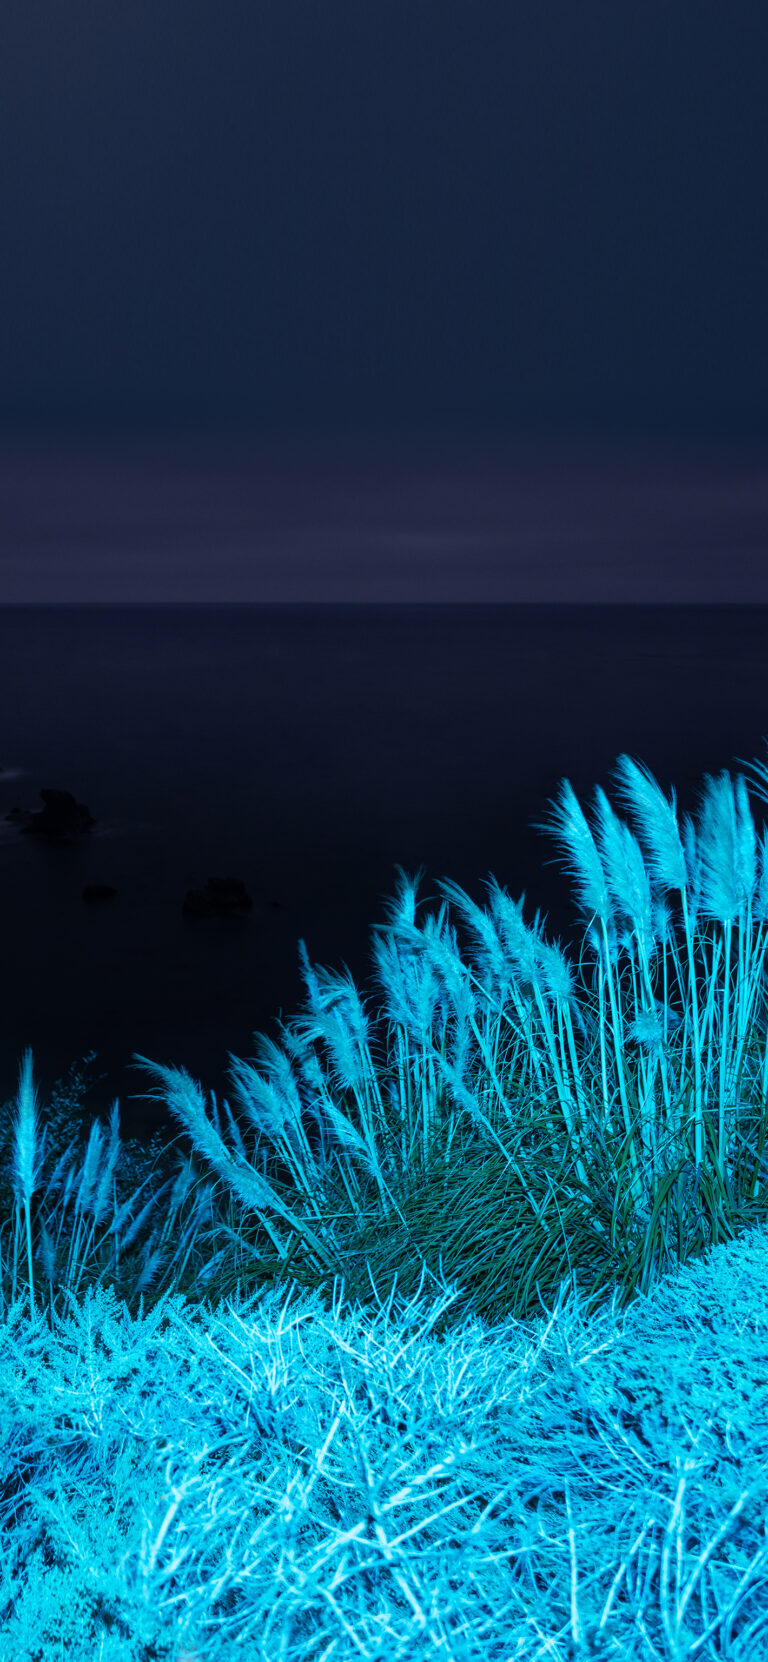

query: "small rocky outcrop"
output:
82 883 118 904
7 788 96 839
182 876 254 917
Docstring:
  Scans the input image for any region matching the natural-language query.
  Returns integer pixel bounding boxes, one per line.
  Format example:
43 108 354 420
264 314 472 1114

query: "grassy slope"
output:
2 1215 768 1661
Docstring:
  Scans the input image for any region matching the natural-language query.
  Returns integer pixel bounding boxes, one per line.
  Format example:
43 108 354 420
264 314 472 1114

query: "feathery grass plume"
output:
37 1141 75 1204
227 1048 302 1146
628 1005 666 1052
227 1047 325 1205
735 773 758 915
369 928 422 1035
390 910 455 1050
479 877 571 1123
294 942 390 1143
166 1153 199 1217
11 1047 42 1322
592 785 656 969
536 779 650 1198
73 1117 104 1216
442 890 541 1110
610 754 687 894
682 812 702 926
679 809 706 1133
483 878 538 985
440 965 475 1073
130 1054 337 1273
696 770 745 927
434 876 511 1006
419 917 519 1133
294 945 411 1222
370 919 447 1049
532 928 590 1095
532 777 612 928
430 1046 510 1163
421 915 473 1015
105 1164 170 1247
277 1015 331 1098
275 1012 382 1194
38 1219 56 1291
652 895 674 948
293 941 381 1104
693 779 742 1142
90 1099 121 1225
11 1047 42 1210
276 1014 353 1167
63 1110 133 1298
118 1185 171 1255
436 875 565 1136
696 771 766 1172
589 795 665 1158
316 1097 386 1184
134 1245 166 1296
457 880 583 1158
609 763 706 1167
531 927 583 1022
221 1097 247 1164
235 1032 307 1145
374 861 428 939
369 912 453 1184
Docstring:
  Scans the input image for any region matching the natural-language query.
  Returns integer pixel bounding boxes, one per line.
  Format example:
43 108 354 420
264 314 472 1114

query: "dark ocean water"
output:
1 602 768 1144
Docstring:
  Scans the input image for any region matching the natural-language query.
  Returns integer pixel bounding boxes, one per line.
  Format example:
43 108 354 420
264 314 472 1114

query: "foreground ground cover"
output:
2 1227 768 1660
4 746 768 1656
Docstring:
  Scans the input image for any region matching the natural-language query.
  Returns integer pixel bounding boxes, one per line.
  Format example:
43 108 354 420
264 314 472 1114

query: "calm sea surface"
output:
1 602 768 1142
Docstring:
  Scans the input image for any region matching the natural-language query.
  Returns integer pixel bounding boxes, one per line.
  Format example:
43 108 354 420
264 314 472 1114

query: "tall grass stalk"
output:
10 1046 44 1322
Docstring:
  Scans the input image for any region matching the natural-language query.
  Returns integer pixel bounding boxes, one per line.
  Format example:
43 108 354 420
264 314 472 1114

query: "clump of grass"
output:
3 744 768 1351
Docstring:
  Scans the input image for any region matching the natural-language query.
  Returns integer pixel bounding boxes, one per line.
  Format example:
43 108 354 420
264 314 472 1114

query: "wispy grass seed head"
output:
652 896 674 947
130 1055 305 1226
421 918 473 1013
374 917 454 1043
611 753 687 894
74 1119 104 1217
627 1005 667 1052
435 877 511 1003
294 942 379 1096
482 876 540 988
90 1100 121 1224
696 770 756 926
12 1046 42 1208
227 1050 303 1147
735 773 758 912
375 863 427 938
533 777 612 929
592 786 656 963
683 814 702 930
369 930 423 1038
532 931 578 1008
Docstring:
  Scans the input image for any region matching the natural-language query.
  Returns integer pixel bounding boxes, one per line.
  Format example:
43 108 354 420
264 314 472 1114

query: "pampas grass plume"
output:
12 1046 42 1208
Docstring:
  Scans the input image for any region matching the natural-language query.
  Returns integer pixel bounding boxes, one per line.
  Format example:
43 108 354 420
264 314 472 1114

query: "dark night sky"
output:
2 1 768 599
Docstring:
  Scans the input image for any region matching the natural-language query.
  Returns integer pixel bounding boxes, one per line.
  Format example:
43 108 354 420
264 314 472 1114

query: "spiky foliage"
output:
4 745 768 1355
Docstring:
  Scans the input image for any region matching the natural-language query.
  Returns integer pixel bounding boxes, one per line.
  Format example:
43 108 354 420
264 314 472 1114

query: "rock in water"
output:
182 876 254 917
16 788 96 838
82 883 118 903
